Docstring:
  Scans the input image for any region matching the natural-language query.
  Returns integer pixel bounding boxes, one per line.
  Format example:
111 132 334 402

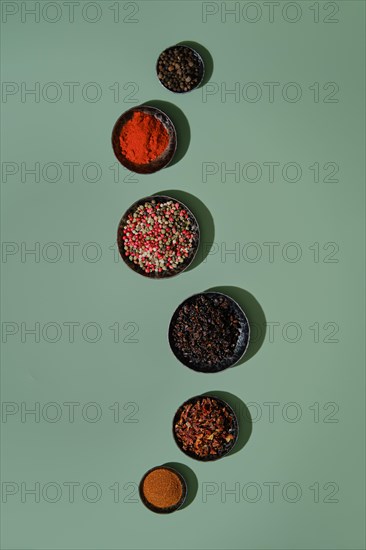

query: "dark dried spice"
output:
171 293 241 370
174 397 237 459
156 45 204 93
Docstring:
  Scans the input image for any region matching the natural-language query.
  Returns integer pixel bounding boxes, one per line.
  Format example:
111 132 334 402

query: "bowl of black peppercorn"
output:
156 45 205 93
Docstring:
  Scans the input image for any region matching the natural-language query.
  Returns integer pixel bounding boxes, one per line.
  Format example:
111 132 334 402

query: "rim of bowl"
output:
117 194 200 279
139 465 187 513
172 394 239 461
156 44 205 94
111 105 177 174
168 291 251 371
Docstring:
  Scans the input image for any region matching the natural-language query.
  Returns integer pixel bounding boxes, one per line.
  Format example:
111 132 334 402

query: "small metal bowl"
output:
168 291 250 372
111 105 177 174
156 44 205 93
139 465 187 514
117 194 200 279
173 394 239 461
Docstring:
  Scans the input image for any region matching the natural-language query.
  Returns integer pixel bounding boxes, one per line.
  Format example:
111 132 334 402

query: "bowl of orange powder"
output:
139 465 187 514
111 105 177 174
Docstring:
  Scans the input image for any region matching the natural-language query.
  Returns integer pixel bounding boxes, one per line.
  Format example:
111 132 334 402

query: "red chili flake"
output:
174 397 236 459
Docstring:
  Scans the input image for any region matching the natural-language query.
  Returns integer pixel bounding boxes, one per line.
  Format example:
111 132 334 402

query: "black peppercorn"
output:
156 45 204 93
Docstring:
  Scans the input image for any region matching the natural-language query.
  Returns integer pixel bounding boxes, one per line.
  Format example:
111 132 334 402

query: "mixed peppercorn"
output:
174 397 237 459
119 199 196 275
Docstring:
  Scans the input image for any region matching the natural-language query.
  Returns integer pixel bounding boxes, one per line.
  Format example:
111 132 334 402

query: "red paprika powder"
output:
119 111 170 165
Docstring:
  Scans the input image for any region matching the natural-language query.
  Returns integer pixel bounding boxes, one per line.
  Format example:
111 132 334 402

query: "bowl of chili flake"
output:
173 395 239 461
168 292 250 372
111 105 177 174
117 195 200 278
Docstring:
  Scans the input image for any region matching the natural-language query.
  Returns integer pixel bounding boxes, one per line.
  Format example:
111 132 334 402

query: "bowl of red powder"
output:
117 194 200 278
111 105 177 174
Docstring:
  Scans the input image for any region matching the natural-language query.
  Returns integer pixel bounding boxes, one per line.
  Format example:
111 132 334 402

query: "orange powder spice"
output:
120 111 170 165
142 468 183 509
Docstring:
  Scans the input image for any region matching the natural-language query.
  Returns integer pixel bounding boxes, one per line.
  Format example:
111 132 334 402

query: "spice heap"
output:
174 397 237 459
157 46 203 93
120 199 196 275
119 111 170 165
171 293 241 370
142 467 184 510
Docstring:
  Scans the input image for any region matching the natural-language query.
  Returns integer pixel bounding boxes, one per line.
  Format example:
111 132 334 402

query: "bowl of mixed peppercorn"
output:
117 195 200 278
168 292 250 372
173 395 239 461
156 44 205 93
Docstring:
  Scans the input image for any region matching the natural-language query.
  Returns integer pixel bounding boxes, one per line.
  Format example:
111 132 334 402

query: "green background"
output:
1 1 365 549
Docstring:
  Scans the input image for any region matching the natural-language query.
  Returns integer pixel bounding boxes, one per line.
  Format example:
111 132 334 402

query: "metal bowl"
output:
168 291 250 372
139 465 187 514
156 44 205 93
111 105 177 174
117 194 200 279
172 394 239 461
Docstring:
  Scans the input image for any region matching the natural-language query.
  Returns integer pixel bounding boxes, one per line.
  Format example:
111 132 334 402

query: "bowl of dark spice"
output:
168 292 250 372
117 195 200 278
173 395 238 461
139 465 187 513
111 105 177 174
156 45 205 93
